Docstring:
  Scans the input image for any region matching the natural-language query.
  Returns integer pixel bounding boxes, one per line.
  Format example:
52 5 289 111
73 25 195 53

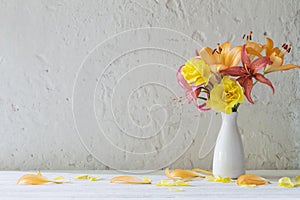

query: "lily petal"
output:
220 66 247 76
225 46 242 67
17 172 64 185
266 63 300 73
110 176 151 184
254 73 275 94
241 44 251 68
237 174 269 186
165 168 204 181
220 42 232 54
250 56 272 73
199 47 218 66
246 47 262 58
191 168 212 176
246 41 264 60
265 37 274 57
238 76 254 104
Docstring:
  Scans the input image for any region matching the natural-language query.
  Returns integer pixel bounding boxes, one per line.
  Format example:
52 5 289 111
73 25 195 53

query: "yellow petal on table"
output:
294 175 300 186
205 175 232 183
239 184 257 188
17 172 64 185
75 174 89 180
75 175 101 181
155 180 190 187
165 168 204 181
215 175 232 183
53 176 67 181
168 188 184 192
278 177 295 188
110 176 151 184
205 175 216 182
88 176 102 181
237 174 269 186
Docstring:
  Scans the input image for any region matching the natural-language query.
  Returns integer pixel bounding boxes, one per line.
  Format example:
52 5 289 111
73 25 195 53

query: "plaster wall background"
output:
0 0 299 170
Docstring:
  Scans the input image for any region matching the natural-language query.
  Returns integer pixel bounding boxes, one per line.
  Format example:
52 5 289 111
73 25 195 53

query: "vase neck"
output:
221 112 238 125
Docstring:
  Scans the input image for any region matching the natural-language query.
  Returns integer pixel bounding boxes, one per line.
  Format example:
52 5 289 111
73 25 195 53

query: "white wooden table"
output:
1 170 300 199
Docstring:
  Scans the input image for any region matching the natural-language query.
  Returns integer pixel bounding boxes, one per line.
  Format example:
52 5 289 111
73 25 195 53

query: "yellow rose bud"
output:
207 76 244 114
181 58 211 86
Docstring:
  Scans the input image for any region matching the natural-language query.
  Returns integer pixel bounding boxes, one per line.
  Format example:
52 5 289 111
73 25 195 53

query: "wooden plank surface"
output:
1 170 300 199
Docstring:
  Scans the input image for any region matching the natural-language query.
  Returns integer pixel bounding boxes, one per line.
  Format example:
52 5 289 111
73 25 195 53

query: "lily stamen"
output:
243 31 253 43
278 43 292 57
212 43 222 55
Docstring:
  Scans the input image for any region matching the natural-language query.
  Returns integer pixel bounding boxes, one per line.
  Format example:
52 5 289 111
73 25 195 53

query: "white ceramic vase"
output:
212 112 245 178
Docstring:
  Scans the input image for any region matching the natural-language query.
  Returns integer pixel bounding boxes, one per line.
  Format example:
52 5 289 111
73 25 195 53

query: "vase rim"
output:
221 112 238 115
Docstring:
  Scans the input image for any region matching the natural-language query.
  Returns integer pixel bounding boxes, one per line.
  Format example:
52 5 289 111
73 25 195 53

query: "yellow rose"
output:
181 58 211 86
207 76 244 114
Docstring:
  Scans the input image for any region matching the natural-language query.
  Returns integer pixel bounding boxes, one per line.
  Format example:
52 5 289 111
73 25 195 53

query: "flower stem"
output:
232 103 240 112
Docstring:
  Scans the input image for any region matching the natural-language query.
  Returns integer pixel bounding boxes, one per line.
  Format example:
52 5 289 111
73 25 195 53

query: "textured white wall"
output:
0 0 299 170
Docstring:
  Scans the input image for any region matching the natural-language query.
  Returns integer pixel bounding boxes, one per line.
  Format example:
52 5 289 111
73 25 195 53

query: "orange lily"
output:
220 44 273 104
264 37 300 73
198 42 242 73
246 41 264 59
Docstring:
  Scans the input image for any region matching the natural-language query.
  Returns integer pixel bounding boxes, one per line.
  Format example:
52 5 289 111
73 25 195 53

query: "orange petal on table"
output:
192 168 212 175
110 176 151 184
165 168 204 181
17 172 64 185
237 174 269 186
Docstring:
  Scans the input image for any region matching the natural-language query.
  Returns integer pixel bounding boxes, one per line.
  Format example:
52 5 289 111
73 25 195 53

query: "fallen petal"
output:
165 168 204 181
205 175 232 183
168 188 184 192
110 176 151 184
278 177 295 188
205 176 216 182
294 175 300 187
155 180 190 186
215 175 232 183
53 176 66 181
191 168 212 176
75 174 102 181
240 184 257 188
75 175 89 180
237 174 269 186
88 176 102 181
17 172 64 185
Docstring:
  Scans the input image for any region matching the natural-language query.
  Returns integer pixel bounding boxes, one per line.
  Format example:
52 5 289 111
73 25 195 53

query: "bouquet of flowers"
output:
176 32 300 114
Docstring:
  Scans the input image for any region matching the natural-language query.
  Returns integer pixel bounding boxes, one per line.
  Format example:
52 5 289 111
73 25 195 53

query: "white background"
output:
0 0 299 170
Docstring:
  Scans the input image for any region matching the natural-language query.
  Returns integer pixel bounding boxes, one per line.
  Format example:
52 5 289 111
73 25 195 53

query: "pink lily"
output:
176 66 210 112
220 44 274 104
